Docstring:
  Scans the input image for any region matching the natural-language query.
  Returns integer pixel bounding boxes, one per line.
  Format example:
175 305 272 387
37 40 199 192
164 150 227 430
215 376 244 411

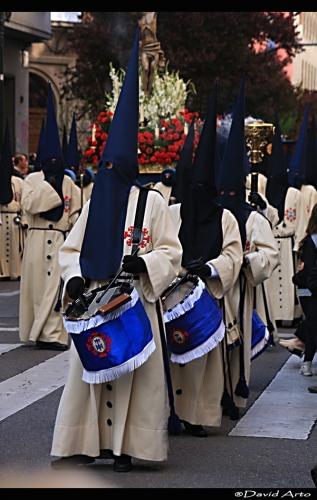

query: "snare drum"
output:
162 277 225 363
63 287 155 383
251 310 271 361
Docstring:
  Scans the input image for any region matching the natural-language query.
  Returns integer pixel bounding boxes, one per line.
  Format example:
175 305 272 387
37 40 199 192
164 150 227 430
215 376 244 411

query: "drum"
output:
63 286 155 383
162 276 225 363
251 310 271 361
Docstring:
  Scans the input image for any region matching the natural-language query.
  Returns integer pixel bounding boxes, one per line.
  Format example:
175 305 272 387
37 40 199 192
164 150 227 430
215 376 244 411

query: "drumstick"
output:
162 256 203 300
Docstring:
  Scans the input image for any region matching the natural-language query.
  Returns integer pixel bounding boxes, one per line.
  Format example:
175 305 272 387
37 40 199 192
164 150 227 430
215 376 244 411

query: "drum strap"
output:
131 189 149 254
261 282 275 345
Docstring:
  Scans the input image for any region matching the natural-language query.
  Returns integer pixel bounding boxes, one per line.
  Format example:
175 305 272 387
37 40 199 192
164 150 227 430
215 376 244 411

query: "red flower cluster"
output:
84 108 202 168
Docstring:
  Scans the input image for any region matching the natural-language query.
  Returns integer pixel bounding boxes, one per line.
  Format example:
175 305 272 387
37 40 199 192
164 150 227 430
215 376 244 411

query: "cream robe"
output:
19 172 82 344
266 187 307 321
246 173 267 196
301 184 317 220
168 203 243 426
0 177 26 279
228 210 279 408
51 188 182 461
153 181 172 204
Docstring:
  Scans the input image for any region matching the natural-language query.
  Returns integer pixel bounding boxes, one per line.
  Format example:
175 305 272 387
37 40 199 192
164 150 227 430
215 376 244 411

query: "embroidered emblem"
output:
245 241 250 252
124 226 150 248
86 332 112 358
170 329 189 345
14 192 21 202
307 206 310 213
64 196 71 213
285 207 296 222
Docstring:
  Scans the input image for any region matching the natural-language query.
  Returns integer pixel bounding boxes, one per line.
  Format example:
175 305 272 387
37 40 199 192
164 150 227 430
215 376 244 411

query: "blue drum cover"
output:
165 287 224 361
69 298 155 382
251 310 270 361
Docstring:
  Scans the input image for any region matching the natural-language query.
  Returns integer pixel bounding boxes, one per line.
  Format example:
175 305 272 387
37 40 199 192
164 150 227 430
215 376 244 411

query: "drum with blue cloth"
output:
162 276 225 363
251 310 271 361
63 282 155 383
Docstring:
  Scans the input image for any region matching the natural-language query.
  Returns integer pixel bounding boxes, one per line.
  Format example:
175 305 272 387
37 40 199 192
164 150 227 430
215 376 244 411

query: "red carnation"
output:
167 128 173 134
107 111 114 116
89 123 95 129
150 156 156 162
167 134 173 141
165 157 172 164
101 133 107 141
101 117 108 123
146 147 153 154
148 139 153 145
139 157 145 164
173 133 179 140
87 137 92 144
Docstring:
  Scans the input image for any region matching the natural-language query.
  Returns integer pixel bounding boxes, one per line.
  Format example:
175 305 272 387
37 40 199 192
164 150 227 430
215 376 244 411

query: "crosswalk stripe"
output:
0 351 69 422
0 290 20 297
0 344 22 355
0 328 19 332
229 355 317 440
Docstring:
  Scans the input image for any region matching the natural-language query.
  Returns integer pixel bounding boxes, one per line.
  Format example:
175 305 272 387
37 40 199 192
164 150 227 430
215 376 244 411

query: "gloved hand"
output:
46 174 60 188
186 259 211 278
66 277 85 300
122 255 147 274
248 192 267 210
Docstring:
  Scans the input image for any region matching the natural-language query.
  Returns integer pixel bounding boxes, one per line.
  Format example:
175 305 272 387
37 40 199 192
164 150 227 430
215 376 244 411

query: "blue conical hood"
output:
172 119 195 203
80 28 140 281
218 74 246 247
305 115 317 189
43 82 63 161
62 124 68 163
34 118 45 171
65 113 79 173
0 119 13 205
266 115 289 222
289 103 310 188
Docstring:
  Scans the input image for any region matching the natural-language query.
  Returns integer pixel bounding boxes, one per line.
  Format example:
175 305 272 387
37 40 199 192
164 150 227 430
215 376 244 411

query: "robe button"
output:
47 255 51 260
47 240 52 244
179 363 186 367
107 419 112 426
106 384 112 391
48 272 50 276
49 224 53 229
176 389 182 395
107 401 112 408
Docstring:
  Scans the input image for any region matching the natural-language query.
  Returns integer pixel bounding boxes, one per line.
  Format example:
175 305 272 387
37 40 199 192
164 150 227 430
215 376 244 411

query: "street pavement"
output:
0 279 316 490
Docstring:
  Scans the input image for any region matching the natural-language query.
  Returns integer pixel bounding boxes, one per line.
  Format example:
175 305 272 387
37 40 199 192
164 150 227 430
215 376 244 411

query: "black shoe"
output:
311 464 317 487
113 454 133 472
51 455 95 469
308 386 317 394
182 421 208 437
286 347 304 358
36 341 68 351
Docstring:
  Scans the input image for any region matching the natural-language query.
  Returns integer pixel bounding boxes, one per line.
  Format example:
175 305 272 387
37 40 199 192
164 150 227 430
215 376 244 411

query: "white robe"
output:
266 187 307 321
301 184 317 220
228 210 279 407
0 177 26 279
51 188 182 461
168 204 243 426
153 181 172 204
19 172 82 344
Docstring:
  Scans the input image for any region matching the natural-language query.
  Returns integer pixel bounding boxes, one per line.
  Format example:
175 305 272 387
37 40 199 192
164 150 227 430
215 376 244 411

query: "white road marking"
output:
0 344 22 355
0 290 20 297
0 328 19 332
0 351 69 422
230 355 317 440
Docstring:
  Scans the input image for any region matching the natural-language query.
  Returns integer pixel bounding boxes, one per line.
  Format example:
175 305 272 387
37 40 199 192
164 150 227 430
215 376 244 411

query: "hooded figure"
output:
305 115 317 189
40 82 65 222
0 121 25 280
266 115 290 223
168 82 243 434
65 114 79 174
34 119 45 172
288 103 310 189
218 75 279 410
19 83 82 349
179 85 223 267
50 28 182 469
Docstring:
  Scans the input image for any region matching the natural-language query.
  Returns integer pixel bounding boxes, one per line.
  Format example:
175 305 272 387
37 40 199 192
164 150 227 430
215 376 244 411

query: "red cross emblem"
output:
124 226 150 248
245 241 250 252
64 196 71 213
285 207 296 222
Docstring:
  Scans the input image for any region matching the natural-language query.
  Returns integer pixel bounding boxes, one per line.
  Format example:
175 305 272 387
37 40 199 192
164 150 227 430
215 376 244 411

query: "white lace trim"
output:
170 320 225 363
63 288 139 333
82 337 156 383
251 327 270 360
163 279 205 323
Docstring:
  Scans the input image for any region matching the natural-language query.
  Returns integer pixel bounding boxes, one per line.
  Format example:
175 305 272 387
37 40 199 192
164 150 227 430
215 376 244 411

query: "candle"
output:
184 123 189 135
113 76 119 93
92 124 96 142
155 125 159 139
176 80 180 92
140 107 144 124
